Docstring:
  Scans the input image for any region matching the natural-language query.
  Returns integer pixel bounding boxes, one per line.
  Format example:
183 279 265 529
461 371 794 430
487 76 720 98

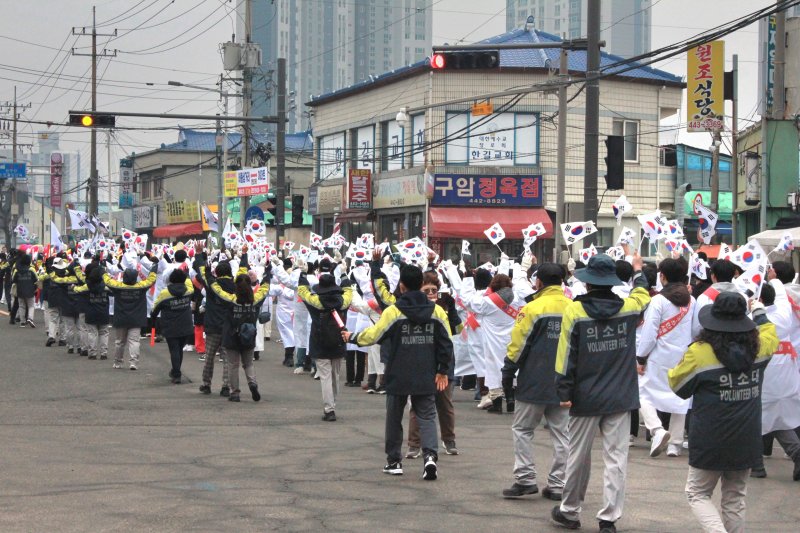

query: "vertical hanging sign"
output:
687 40 725 132
50 153 63 208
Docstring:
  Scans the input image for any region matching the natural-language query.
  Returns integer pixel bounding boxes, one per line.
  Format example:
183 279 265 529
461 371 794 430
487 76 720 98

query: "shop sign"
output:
163 200 200 224
316 184 343 214
373 174 425 209
347 169 371 210
223 166 269 197
431 174 543 207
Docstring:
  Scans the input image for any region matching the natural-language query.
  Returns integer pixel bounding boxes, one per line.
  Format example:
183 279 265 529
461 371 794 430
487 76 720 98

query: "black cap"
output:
698 292 756 333
536 263 564 286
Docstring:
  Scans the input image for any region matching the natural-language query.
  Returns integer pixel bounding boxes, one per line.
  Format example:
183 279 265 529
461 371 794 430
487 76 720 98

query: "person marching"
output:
344 264 452 480
73 262 111 360
296 263 353 421
668 292 778 533
206 260 270 403
502 263 571 501
151 268 195 384
11 253 39 328
635 258 695 458
552 253 650 533
49 257 80 352
104 261 158 370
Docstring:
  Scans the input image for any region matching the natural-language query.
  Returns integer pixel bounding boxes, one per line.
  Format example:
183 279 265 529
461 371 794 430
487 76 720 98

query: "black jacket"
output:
104 268 158 329
197 254 249 335
49 267 80 317
555 273 651 416
352 291 453 396
152 279 194 339
297 277 353 359
73 276 111 325
12 264 39 299
208 276 270 352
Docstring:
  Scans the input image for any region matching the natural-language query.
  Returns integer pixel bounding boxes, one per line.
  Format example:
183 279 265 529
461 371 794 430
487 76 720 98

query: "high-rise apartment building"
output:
244 0 432 133
505 0 652 58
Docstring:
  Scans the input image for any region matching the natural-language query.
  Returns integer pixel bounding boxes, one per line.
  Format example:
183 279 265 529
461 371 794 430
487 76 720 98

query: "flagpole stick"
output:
638 234 646 255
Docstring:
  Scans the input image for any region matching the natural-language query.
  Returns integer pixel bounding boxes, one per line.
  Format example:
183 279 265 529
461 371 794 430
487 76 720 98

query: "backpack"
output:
316 310 345 350
236 322 257 349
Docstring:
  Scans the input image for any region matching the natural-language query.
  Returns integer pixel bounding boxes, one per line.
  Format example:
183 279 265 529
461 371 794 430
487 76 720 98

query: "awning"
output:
152 221 204 239
428 207 553 239
335 210 374 222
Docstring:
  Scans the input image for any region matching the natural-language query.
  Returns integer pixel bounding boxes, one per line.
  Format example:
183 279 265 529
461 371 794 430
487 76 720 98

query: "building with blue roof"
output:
119 128 314 241
306 25 685 262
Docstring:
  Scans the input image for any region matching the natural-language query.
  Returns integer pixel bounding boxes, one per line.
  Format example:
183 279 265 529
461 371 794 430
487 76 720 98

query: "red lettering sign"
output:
348 169 372 210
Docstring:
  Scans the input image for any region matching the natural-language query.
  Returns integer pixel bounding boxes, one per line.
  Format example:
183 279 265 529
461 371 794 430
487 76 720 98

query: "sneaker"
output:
87 355 97 360
80 350 89 357
422 455 438 481
220 386 231 397
599 520 617 533
649 428 671 458
139 333 149 339
322 411 337 422
629 435 636 447
366 385 377 394
199 384 211 394
46 337 55 347
542 487 563 501
502 482 538 498
293 366 305 375
229 392 240 402
129 364 137 371
476 395 493 409
405 447 422 459
666 444 682 457
218 356 224 363
183 345 194 352
67 348 74 354
249 383 261 402
750 467 767 478
197 354 206 362
26 319 35 328
376 386 386 395
171 376 181 384
443 440 459 455
19 322 25 328
550 506 581 530
383 461 403 475
112 363 123 369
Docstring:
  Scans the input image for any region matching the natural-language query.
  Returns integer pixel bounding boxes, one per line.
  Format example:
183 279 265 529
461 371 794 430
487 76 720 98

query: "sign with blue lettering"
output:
0 162 27 178
431 174 543 207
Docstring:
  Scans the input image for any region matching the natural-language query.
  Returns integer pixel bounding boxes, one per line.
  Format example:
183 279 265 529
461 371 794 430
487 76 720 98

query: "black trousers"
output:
345 350 366 383
166 336 187 377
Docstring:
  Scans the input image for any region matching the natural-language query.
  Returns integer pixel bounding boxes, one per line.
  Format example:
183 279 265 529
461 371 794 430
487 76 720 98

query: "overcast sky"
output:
0 0 780 194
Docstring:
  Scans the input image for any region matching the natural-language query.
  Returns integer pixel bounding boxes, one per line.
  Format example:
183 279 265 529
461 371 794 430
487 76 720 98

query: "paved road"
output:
1 309 798 532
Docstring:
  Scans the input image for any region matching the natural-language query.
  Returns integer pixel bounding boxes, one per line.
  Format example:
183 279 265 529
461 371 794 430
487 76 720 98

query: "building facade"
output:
244 0 432 133
307 27 683 264
505 0 652 58
125 128 314 240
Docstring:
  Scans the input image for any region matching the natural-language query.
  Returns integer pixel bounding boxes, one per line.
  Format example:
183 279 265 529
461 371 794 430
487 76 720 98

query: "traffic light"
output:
430 50 500 70
68 113 115 128
291 194 304 228
604 135 625 190
266 195 278 226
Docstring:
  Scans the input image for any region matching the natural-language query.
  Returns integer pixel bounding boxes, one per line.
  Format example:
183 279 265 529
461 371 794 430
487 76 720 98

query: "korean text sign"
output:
347 169 371 210
223 166 269 197
432 174 543 207
687 40 724 132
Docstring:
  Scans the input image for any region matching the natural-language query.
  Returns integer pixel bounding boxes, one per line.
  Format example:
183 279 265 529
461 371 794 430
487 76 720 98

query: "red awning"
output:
428 207 553 239
152 221 204 239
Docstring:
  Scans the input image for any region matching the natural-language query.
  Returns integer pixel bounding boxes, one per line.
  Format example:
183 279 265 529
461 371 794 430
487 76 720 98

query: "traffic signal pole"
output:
583 0 601 244
276 58 287 249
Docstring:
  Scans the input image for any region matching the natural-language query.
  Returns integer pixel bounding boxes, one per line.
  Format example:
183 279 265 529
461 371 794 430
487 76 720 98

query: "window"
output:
153 176 164 198
612 119 639 162
141 178 151 200
555 4 560 16
381 120 403 171
444 111 539 166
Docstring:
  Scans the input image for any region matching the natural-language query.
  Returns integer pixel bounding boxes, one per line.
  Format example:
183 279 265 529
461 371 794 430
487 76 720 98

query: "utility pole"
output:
710 130 721 215
554 49 569 258
240 0 253 225
72 7 117 217
106 129 112 229
0 86 31 248
582 0 601 242
276 58 287 249
731 54 739 245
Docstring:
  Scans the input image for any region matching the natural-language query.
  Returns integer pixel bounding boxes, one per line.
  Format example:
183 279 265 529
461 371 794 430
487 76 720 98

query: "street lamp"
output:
395 107 409 129
166 80 241 241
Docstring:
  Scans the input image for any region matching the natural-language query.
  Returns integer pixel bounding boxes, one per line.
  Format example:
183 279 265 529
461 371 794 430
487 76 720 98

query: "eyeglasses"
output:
422 287 439 295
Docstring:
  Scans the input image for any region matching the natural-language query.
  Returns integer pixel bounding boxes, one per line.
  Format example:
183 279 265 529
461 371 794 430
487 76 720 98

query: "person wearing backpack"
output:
151 268 195 384
297 270 353 421
208 267 271 403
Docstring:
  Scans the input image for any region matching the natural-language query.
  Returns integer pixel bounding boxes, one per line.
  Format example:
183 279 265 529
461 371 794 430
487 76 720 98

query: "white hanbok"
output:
637 293 694 414
762 280 800 433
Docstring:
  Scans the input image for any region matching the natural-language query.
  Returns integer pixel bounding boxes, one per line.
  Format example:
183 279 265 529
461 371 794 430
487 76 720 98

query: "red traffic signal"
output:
429 50 500 70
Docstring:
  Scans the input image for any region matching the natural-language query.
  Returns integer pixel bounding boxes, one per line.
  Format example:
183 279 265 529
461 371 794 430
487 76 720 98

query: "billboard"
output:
431 174 543 207
223 166 269 197
347 169 371 210
687 41 725 132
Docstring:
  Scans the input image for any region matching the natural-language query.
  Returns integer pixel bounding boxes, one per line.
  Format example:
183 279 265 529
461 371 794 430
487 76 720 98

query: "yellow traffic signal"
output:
68 113 115 127
81 115 93 127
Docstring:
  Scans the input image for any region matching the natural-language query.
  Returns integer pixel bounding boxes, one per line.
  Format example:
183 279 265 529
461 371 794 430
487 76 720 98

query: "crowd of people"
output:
2 238 800 533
